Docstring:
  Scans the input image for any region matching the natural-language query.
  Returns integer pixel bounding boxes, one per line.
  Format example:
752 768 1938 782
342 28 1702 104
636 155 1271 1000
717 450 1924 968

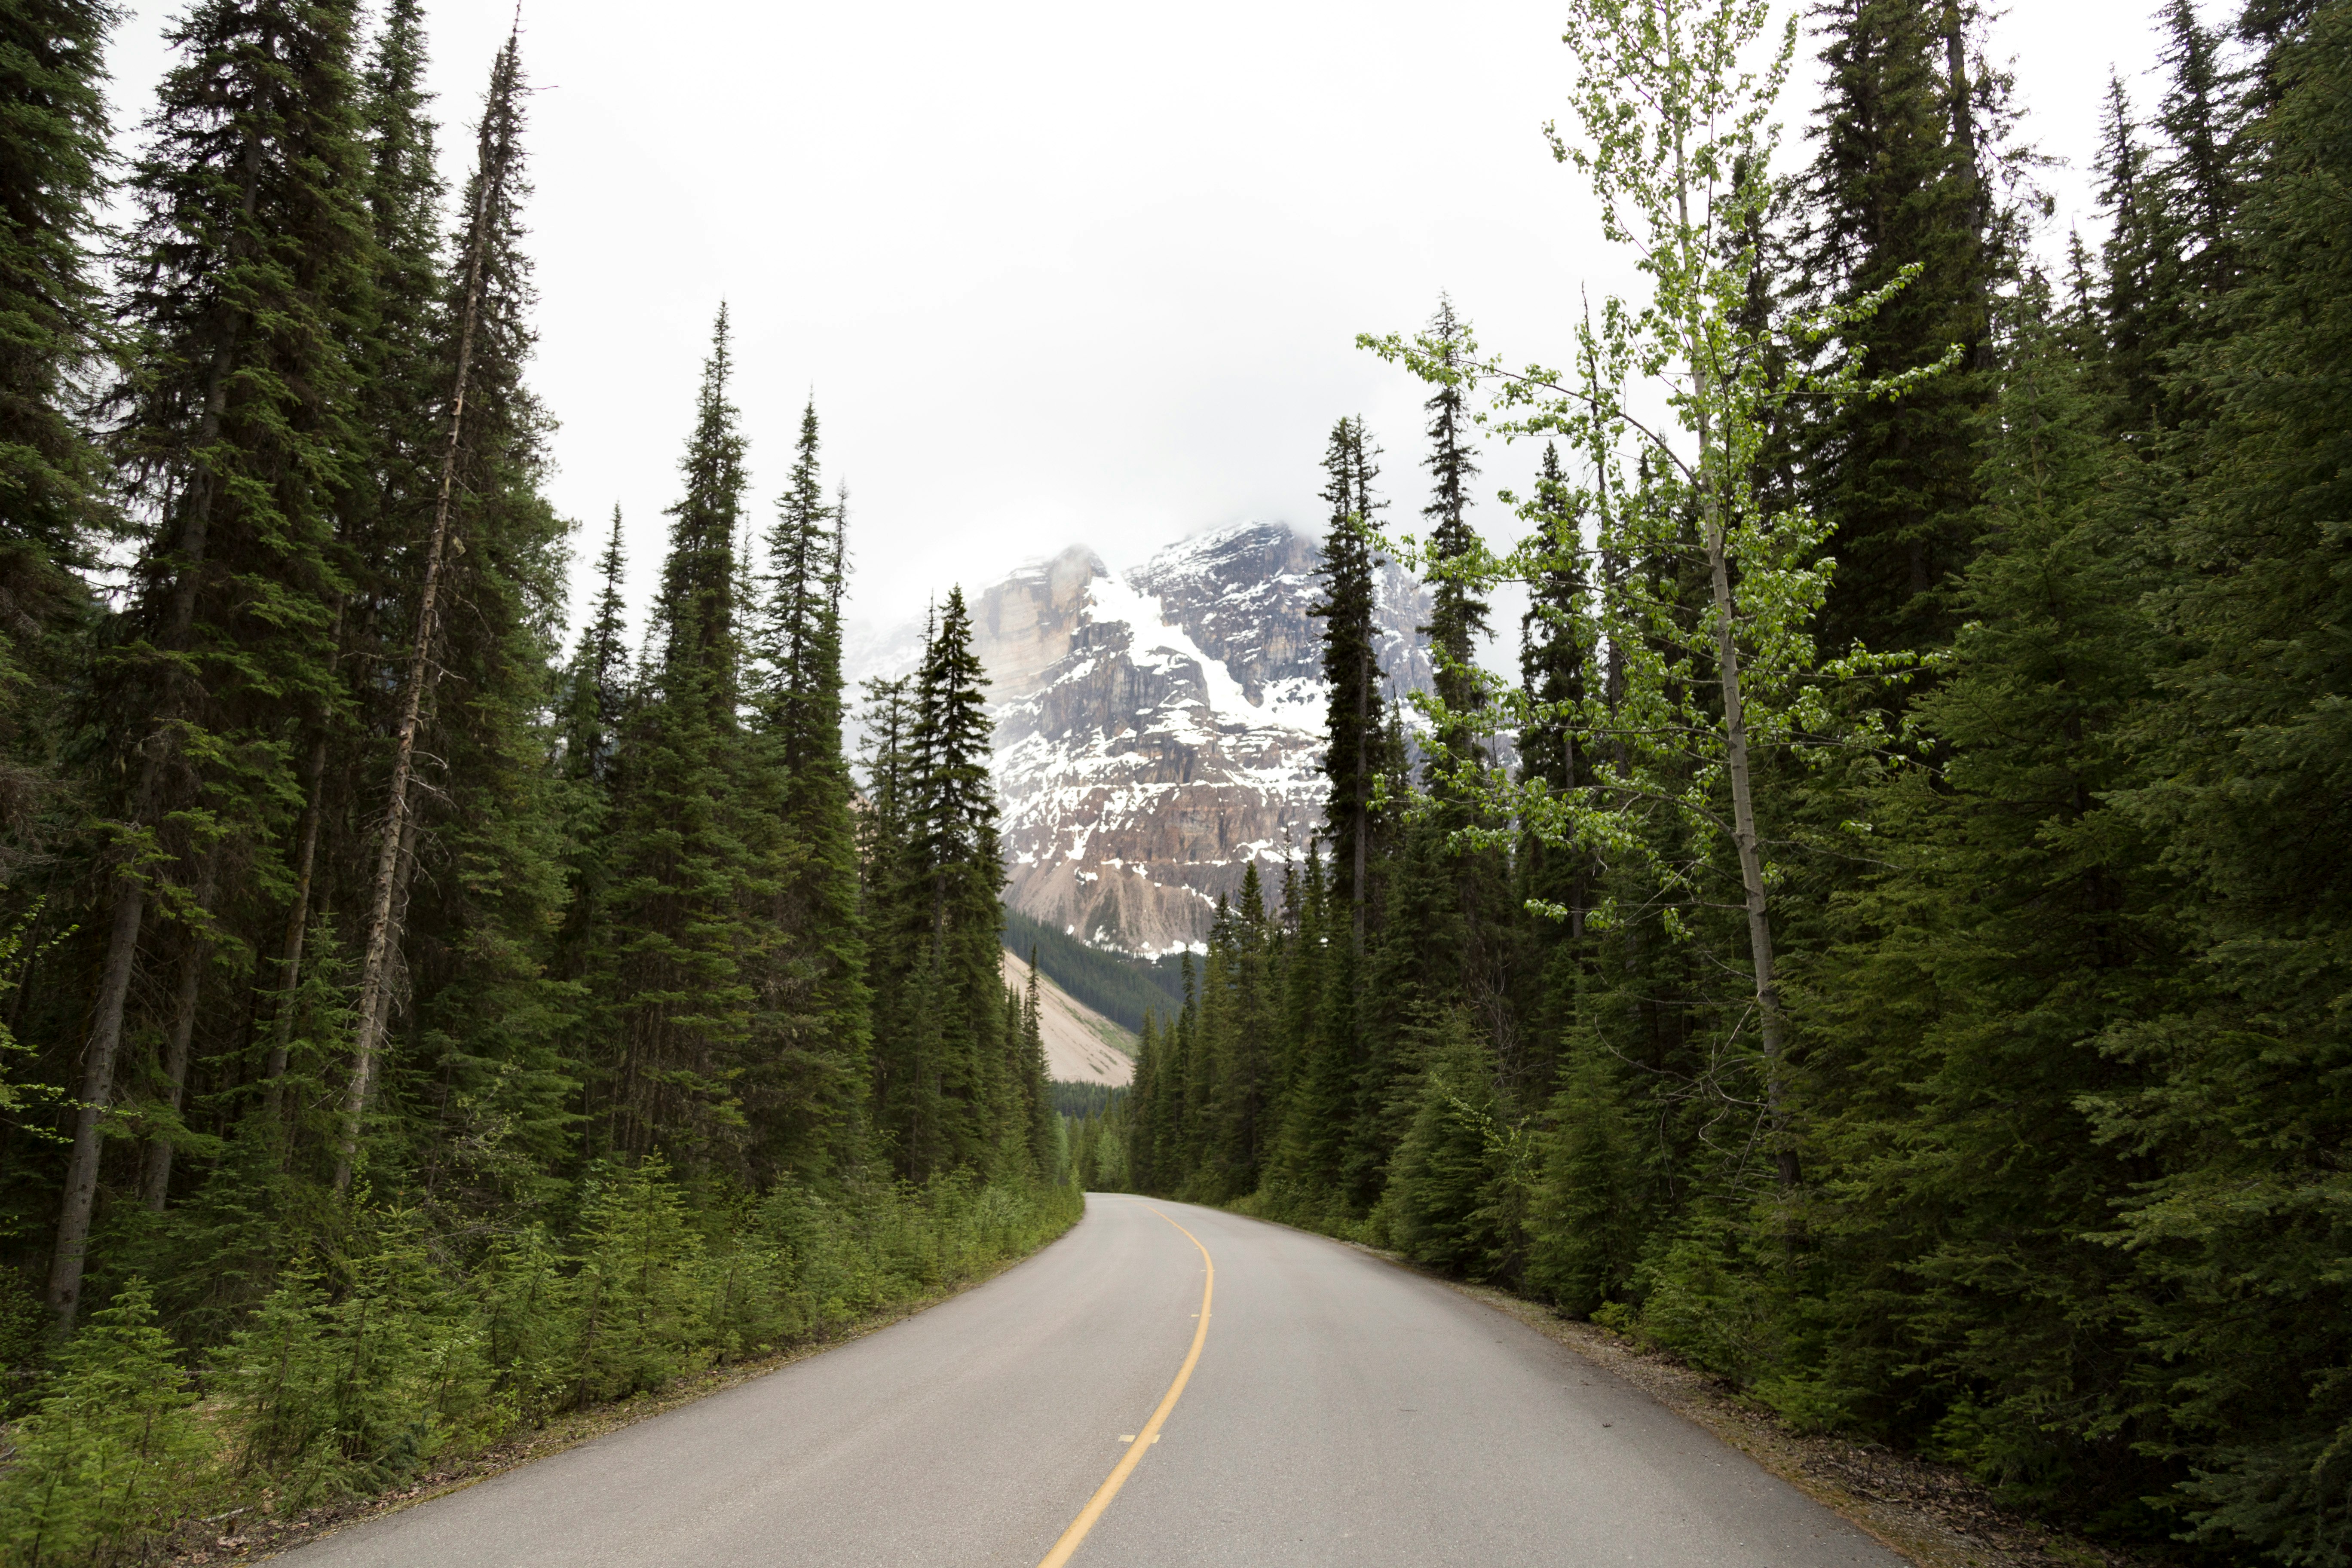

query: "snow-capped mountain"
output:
958 521 1430 957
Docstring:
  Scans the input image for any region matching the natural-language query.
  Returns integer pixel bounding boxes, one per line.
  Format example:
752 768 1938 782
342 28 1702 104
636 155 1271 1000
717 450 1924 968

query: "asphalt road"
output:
285 1195 1906 1567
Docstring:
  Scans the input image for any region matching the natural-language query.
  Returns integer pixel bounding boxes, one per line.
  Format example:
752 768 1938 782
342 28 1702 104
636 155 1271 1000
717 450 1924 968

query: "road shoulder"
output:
1219 1210 2162 1568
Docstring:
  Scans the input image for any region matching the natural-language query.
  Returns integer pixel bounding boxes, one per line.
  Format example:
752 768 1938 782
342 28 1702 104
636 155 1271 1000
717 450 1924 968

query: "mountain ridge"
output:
853 520 1430 956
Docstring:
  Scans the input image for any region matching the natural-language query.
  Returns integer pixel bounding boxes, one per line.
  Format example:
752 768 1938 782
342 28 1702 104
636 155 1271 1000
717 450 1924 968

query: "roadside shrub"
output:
0 1167 1081 1564
0 1279 210 1567
569 1156 709 1405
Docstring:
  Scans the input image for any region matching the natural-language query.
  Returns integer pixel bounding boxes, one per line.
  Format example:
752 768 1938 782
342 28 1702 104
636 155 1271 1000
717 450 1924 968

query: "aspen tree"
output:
1370 0 1943 1183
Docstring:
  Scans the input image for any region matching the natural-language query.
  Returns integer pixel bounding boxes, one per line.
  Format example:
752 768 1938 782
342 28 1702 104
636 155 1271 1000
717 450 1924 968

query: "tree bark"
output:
1675 111 1794 1187
338 790 422 1191
1703 511 1792 1179
45 873 148 1326
264 734 331 1126
141 856 220 1210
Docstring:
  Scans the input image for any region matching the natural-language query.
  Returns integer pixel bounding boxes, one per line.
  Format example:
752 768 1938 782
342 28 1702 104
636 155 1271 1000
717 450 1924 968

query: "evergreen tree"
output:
762 398 830 770
858 670 931 1169
1523 1027 1645 1315
562 506 631 788
869 592 1001 1179
51 0 376 1324
1268 846 1351 1207
343 0 443 607
1386 1019 1513 1280
1513 441 1596 1092
1204 867 1274 1194
2153 0 2239 298
1797 283 2179 1512
1416 295 1490 765
386 31 577 1206
1126 1011 1162 1195
1797 0 1998 658
338 24 536 1193
2093 77 2166 432
0 0 112 860
911 588 1003 1173
2098 12 2352 1553
1310 416 1384 941
595 308 760 1168
1020 952 1054 1177
1341 702 1422 1212
744 397 868 1181
0 1277 209 1561
1516 444 1588 811
551 505 629 1112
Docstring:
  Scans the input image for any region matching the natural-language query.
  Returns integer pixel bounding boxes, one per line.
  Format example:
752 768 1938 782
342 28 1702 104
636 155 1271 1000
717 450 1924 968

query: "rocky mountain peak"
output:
971 521 1429 956
1127 521 1321 706
851 521 1429 957
971 543 1104 701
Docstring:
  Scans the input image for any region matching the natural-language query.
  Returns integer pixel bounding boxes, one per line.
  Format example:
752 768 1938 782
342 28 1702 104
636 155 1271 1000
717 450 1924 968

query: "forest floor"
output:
163 1235 1076 1565
1381 1257 2171 1568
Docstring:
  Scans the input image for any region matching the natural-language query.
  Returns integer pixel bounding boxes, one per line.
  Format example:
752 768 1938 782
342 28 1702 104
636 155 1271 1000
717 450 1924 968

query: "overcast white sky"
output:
103 0 2195 649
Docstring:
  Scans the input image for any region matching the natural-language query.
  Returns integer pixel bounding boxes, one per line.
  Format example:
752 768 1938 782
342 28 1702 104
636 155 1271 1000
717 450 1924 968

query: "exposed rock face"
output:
971 545 1102 698
967 521 1429 957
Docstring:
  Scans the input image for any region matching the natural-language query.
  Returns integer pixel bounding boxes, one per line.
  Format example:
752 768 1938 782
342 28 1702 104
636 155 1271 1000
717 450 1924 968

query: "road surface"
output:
285 1194 1905 1567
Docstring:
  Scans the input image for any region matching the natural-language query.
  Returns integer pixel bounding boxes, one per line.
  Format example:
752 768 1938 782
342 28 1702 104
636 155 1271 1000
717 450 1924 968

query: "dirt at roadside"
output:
1440 1276 2167 1568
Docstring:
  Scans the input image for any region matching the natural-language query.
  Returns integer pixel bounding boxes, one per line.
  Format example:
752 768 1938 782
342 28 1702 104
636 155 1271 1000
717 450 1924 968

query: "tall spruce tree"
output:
338 30 533 1192
51 0 375 1326
1512 441 1596 1092
1310 416 1384 940
0 0 112 862
1019 952 1054 1177
1201 864 1274 1196
2153 0 2238 300
1370 298 1518 1210
744 398 867 1182
1416 296 1490 764
1798 282 2179 1510
2093 77 2165 432
594 308 760 1168
562 507 631 789
864 595 1003 1181
1798 0 1997 658
905 587 1001 1176
858 669 927 1167
382 31 576 1205
2101 10 2352 1553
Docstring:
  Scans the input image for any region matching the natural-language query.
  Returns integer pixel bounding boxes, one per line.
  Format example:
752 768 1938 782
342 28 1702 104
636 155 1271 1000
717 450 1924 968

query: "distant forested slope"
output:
1003 905 1186 1030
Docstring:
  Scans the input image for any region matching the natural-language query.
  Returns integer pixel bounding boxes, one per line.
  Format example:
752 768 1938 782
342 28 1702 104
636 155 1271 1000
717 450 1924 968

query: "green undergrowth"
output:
0 1167 1081 1567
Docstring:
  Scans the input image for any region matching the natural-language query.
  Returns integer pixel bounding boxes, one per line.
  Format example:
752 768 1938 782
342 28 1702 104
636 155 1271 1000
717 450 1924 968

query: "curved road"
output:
288 1196 1904 1567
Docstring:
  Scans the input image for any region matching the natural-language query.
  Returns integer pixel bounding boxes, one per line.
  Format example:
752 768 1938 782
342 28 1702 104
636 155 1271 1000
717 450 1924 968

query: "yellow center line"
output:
1035 1205 1215 1568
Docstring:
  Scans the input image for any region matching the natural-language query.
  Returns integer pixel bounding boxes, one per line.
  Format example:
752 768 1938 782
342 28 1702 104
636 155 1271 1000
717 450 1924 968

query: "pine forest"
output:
0 3 1067 1559
0 0 2348 1564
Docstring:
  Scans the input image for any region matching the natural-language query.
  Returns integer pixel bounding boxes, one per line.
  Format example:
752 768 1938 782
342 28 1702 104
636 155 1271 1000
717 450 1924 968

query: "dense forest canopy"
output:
1095 0 2352 1562
0 2 1068 1556
0 0 2346 1565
